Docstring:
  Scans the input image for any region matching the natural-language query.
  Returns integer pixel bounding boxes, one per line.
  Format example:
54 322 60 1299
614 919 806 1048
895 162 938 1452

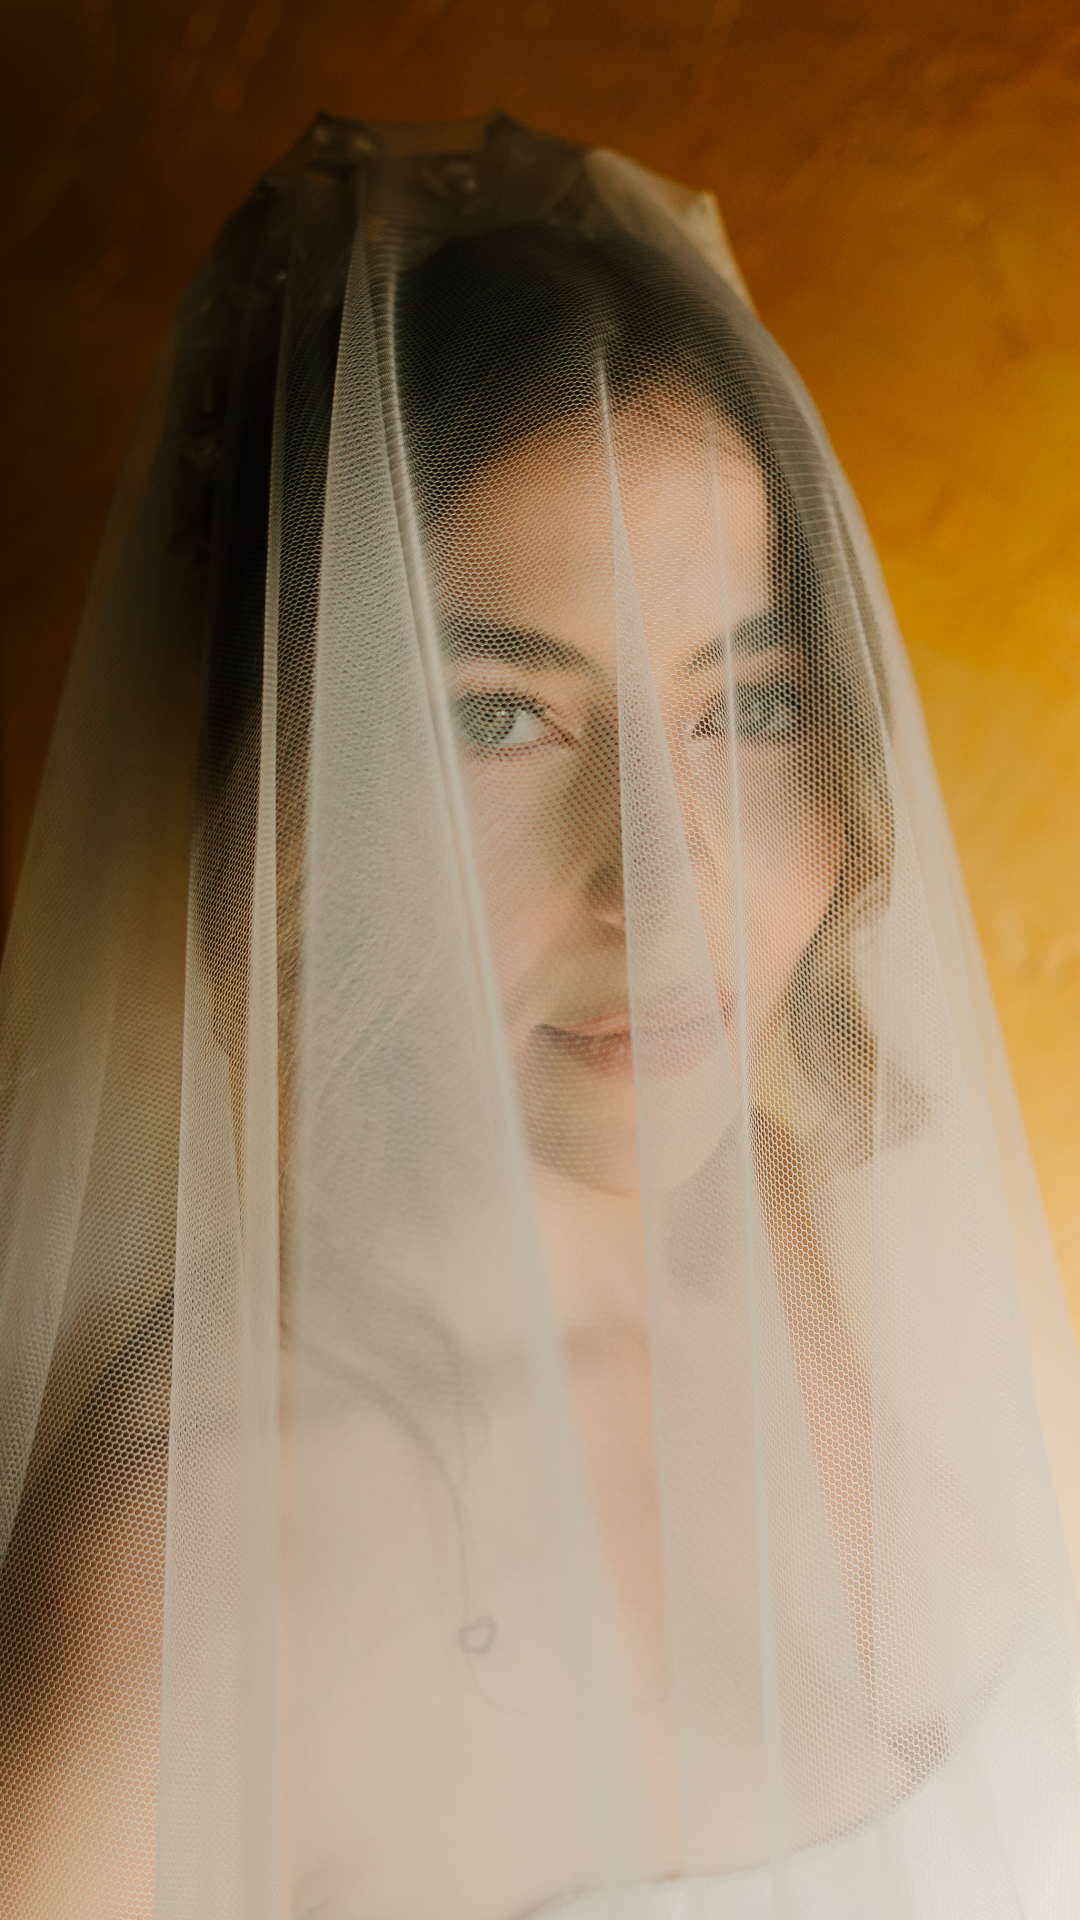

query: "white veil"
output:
2 112 1080 1920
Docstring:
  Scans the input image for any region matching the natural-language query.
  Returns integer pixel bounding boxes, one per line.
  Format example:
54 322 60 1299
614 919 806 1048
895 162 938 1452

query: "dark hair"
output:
396 218 807 542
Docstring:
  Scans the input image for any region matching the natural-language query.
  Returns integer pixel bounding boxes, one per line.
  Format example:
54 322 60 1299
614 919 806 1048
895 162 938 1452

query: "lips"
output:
540 988 729 1082
540 1008 635 1079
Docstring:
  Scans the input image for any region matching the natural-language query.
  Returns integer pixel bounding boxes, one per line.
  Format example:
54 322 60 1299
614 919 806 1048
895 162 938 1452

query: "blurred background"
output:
1 0 1078 1309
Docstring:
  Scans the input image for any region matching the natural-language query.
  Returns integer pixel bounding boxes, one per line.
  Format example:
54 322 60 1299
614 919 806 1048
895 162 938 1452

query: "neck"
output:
530 1161 648 1336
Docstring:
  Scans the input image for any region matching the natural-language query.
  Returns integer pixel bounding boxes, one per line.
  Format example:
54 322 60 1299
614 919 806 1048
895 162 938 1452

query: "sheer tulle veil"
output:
2 112 1080 1920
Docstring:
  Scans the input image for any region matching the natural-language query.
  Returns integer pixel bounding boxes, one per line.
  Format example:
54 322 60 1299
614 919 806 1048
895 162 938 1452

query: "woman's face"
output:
432 395 843 1195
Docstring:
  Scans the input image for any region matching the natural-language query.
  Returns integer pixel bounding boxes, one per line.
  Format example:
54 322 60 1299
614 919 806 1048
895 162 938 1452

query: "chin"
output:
524 1097 642 1196
517 1047 642 1195
531 1129 642 1197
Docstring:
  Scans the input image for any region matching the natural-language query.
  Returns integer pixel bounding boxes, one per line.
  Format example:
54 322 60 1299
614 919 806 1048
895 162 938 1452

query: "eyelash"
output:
693 678 805 744
452 691 558 753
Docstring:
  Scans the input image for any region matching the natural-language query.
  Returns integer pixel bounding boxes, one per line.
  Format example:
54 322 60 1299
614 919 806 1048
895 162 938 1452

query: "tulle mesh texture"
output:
3 112 1080 1920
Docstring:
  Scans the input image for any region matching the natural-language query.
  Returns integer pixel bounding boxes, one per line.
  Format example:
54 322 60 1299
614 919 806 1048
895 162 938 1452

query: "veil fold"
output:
2 112 1079 1920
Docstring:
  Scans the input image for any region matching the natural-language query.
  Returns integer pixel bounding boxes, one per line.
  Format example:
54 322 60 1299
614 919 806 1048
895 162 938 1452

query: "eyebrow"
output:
441 619 604 679
682 611 791 676
441 611 792 680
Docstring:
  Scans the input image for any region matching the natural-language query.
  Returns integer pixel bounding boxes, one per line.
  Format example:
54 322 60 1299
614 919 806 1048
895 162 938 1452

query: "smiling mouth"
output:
540 992 730 1082
539 1009 635 1079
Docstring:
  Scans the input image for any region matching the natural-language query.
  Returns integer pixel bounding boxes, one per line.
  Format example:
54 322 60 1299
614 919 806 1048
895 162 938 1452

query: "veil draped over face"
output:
2 113 1080 1920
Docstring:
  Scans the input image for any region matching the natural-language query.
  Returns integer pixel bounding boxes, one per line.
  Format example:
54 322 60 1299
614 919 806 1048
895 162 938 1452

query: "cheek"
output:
459 762 578 995
741 796 843 998
678 755 844 1009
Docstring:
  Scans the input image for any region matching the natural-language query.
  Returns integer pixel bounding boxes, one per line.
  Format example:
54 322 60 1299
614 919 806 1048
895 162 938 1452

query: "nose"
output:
578 703 625 931
587 853 626 929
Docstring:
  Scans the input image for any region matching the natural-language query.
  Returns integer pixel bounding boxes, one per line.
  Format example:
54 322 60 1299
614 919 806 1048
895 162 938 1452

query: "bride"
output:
2 113 1079 1919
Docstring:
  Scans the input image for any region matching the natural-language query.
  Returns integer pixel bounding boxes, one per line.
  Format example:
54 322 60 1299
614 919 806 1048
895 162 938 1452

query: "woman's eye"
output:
454 692 551 752
694 678 804 744
737 679 805 740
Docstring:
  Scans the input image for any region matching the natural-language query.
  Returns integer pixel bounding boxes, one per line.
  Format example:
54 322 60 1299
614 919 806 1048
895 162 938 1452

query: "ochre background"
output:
2 1 1078 1303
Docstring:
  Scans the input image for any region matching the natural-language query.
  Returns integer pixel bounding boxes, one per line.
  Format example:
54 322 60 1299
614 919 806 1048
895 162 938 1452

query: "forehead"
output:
429 397 773 680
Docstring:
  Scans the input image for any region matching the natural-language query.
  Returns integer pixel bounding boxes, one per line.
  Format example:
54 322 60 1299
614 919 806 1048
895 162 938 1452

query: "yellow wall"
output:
712 3 1080 1305
1 0 1077 1303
